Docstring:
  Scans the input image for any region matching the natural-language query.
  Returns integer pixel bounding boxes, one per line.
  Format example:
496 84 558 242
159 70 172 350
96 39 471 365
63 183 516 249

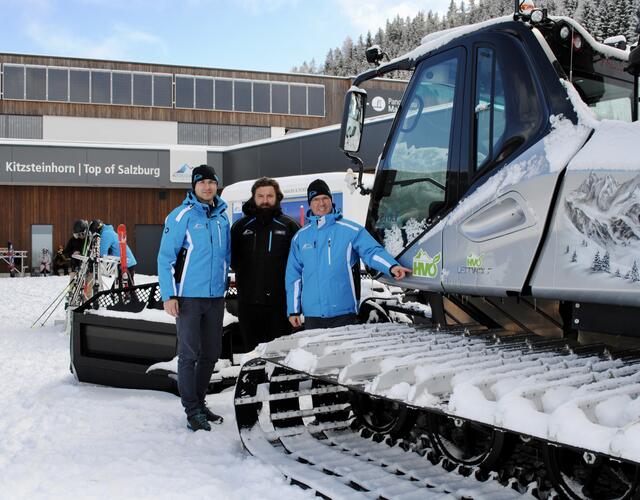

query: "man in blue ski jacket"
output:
158 165 230 432
286 179 411 330
89 219 138 282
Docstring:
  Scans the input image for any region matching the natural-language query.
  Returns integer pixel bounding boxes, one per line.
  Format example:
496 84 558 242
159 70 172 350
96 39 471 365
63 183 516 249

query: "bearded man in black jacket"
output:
231 177 300 351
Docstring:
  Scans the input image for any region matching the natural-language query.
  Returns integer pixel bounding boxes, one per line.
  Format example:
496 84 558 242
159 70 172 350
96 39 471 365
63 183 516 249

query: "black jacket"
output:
231 200 299 306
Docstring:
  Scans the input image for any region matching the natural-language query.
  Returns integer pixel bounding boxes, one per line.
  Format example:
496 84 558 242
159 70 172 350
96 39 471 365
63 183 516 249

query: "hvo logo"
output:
466 253 483 268
413 249 441 279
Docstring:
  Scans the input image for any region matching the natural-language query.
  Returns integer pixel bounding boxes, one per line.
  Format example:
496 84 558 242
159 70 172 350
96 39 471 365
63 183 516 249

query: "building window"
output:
272 83 288 114
112 72 132 105
26 67 46 101
69 70 90 103
175 75 194 108
48 68 69 102
308 86 325 116
215 79 233 111
195 77 214 109
91 70 111 104
153 74 172 107
234 80 251 112
253 82 270 113
1 63 326 117
133 73 152 106
3 65 25 99
290 84 307 115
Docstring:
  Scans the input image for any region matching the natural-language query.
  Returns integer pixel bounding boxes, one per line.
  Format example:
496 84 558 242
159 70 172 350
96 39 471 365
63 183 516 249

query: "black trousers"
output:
175 297 224 417
238 301 291 352
304 313 358 330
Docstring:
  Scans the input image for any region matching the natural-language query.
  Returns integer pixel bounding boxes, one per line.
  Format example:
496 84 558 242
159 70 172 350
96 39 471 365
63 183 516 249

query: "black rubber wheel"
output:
543 444 640 500
358 298 391 324
426 412 505 469
349 392 415 438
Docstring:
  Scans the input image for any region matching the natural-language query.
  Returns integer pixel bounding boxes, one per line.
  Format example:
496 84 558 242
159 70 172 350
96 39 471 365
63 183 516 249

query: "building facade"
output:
0 53 405 273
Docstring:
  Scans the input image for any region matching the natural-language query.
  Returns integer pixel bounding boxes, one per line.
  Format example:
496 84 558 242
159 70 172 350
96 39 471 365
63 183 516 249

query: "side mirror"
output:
339 88 367 153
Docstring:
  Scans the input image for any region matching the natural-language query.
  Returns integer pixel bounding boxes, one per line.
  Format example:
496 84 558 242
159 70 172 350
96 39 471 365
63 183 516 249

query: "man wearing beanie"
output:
286 179 411 330
158 164 230 432
231 177 299 351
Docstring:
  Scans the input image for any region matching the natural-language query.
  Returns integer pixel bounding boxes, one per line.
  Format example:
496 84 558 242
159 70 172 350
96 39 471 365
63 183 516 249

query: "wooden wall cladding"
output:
0 185 187 262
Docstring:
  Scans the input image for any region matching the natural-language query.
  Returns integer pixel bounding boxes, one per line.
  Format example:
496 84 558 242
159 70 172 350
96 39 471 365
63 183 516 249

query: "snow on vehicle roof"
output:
389 14 628 68
567 119 640 171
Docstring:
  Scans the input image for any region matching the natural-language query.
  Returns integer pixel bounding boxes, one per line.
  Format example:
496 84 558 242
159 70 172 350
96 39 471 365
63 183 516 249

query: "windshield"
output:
372 51 460 256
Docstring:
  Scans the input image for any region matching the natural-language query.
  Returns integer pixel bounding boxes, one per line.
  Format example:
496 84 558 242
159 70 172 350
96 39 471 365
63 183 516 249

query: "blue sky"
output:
0 0 451 73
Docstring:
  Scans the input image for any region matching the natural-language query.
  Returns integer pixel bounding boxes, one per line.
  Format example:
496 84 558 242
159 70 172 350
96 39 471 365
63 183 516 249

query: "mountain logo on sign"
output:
176 164 193 175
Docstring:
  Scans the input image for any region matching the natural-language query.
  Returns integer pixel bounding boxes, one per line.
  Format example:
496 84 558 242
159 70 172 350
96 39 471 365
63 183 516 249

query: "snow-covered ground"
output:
0 275 312 500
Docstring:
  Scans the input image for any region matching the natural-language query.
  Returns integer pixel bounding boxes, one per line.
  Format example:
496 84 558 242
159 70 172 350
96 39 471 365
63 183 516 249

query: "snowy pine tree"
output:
615 268 621 277
631 261 640 282
592 251 602 271
571 250 578 263
601 251 610 273
294 0 640 75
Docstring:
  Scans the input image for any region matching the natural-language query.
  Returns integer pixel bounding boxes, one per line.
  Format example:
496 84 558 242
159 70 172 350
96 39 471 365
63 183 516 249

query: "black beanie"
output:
191 164 219 190
307 179 332 204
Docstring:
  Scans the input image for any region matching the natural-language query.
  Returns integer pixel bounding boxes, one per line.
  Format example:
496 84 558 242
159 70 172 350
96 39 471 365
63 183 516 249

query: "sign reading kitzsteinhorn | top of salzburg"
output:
0 144 192 188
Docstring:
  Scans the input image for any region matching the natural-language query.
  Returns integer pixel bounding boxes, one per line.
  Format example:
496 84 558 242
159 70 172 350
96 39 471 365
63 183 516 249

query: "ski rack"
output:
70 282 239 393
74 282 163 314
0 247 29 276
70 282 177 392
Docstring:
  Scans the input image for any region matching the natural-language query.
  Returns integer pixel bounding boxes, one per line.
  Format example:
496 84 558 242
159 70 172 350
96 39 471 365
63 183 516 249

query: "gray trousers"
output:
176 297 224 417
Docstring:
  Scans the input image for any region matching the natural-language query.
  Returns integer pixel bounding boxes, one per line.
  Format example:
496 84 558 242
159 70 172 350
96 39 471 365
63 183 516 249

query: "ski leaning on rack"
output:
67 232 100 308
117 224 130 289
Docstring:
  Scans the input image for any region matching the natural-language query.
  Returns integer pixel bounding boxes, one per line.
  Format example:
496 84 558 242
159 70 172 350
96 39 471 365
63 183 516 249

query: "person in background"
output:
53 245 70 276
231 177 299 351
63 220 89 277
286 179 411 330
157 165 230 432
39 249 51 277
89 219 137 284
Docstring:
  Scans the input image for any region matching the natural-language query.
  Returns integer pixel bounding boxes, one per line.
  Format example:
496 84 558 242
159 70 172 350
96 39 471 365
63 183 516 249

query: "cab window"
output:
474 46 506 170
373 49 462 255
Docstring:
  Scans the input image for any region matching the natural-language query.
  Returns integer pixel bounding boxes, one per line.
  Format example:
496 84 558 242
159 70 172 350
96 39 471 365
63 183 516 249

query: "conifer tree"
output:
592 251 602 271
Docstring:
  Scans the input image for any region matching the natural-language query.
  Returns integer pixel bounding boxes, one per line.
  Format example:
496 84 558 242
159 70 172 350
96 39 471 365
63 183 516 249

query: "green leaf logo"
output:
413 250 441 279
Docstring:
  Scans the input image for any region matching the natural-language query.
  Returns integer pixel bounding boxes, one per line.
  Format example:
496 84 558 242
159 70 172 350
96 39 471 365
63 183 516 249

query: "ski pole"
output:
38 289 71 327
30 280 75 328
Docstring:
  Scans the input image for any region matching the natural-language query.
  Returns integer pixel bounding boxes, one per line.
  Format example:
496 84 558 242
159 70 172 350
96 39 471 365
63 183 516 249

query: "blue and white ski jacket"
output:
99 224 137 268
158 191 231 302
286 209 399 318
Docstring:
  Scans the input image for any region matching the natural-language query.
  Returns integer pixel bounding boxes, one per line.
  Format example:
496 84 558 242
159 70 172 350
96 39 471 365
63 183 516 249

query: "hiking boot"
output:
187 411 211 432
201 405 224 424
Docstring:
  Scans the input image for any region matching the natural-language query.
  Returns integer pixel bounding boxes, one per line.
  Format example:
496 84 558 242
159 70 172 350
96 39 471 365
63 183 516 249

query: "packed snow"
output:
0 275 312 500
266 323 640 463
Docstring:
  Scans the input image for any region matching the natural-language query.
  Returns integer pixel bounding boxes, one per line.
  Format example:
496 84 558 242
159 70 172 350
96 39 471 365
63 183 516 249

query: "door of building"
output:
135 224 163 276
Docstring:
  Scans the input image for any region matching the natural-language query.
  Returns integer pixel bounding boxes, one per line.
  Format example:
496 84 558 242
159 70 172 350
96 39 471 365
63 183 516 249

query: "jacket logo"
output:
194 223 205 229
274 230 286 235
243 229 254 235
302 243 314 250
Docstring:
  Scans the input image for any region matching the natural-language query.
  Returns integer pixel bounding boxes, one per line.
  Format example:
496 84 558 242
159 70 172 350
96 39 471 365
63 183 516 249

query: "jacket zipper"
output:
208 222 214 295
268 231 272 253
